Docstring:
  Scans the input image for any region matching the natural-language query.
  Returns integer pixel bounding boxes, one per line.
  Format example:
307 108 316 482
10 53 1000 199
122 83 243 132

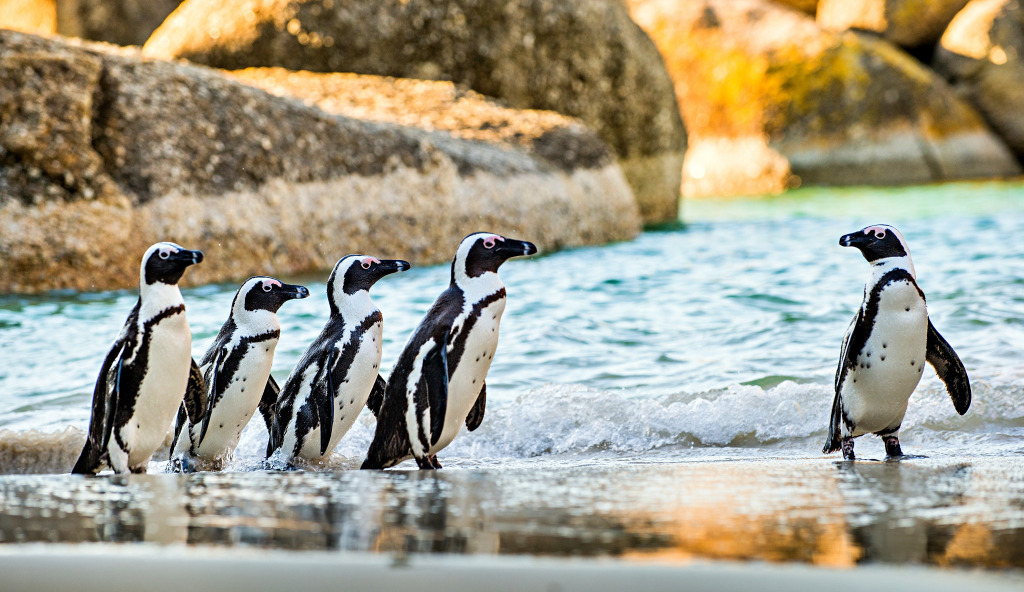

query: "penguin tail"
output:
71 441 103 475
359 457 383 470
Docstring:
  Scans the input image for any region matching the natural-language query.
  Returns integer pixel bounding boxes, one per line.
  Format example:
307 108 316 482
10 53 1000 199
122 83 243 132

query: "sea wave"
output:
3 377 1022 475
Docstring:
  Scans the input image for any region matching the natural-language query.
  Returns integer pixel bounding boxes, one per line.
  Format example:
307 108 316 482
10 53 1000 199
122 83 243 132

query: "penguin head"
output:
234 277 309 316
451 232 538 284
327 255 411 314
840 225 911 263
142 242 204 286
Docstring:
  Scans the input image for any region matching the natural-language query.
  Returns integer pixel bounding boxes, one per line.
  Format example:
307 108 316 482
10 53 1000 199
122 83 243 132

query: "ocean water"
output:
1 181 1022 469
1 181 1023 566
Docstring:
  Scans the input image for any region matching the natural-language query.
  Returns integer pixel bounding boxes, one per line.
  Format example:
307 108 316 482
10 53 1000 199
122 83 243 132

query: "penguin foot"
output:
841 437 855 461
429 455 442 469
883 436 903 459
415 456 436 470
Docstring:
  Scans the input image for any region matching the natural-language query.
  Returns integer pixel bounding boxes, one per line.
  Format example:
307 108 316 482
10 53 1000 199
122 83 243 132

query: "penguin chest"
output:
122 313 192 467
843 281 928 435
431 298 505 454
193 339 279 459
322 324 384 457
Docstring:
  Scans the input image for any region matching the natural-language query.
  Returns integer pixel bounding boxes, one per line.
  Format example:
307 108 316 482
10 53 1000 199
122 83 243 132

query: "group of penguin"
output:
70 224 972 475
71 232 537 474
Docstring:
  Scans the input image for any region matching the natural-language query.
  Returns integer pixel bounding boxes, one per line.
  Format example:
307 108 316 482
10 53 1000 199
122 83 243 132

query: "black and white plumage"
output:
169 277 309 471
267 256 410 463
823 224 971 460
362 232 537 470
72 242 204 474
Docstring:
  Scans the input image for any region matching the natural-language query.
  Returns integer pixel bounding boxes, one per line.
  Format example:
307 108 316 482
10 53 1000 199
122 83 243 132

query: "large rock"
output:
774 0 819 15
227 68 610 173
56 0 183 46
142 0 686 224
0 30 639 293
627 0 1020 198
0 0 55 35
935 0 1024 162
818 0 970 48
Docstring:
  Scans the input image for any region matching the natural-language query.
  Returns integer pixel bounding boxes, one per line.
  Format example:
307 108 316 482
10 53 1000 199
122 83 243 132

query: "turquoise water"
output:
1 181 1023 467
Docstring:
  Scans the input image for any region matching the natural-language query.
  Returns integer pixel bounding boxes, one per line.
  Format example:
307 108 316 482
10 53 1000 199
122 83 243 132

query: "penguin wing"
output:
315 349 338 456
183 358 208 427
419 334 449 447
366 375 386 418
834 314 858 393
72 334 127 474
258 374 281 436
465 382 486 432
824 315 857 455
197 347 228 447
925 319 971 415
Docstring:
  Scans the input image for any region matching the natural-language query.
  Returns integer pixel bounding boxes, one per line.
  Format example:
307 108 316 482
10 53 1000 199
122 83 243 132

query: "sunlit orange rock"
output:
628 0 1020 198
935 0 1024 162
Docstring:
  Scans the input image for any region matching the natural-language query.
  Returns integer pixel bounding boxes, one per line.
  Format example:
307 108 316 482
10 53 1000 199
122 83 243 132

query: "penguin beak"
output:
378 260 412 276
281 283 310 300
496 239 538 259
839 233 867 249
173 249 204 266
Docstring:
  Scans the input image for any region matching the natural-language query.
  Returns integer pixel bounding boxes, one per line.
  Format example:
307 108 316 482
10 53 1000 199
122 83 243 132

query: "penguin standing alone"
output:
268 255 410 464
170 276 309 472
72 242 204 474
362 232 537 470
824 224 971 460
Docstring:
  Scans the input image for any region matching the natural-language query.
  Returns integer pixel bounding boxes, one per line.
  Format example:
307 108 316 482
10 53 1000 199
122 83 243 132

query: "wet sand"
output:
1 455 1023 573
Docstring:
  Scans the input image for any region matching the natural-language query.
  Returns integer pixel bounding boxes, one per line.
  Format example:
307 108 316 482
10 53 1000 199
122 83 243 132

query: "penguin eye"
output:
262 283 273 292
483 238 496 249
361 261 372 270
159 250 170 260
874 230 886 239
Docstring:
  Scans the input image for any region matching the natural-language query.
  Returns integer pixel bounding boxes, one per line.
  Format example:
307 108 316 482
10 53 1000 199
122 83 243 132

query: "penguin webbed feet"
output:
882 435 903 459
841 437 855 461
414 455 442 470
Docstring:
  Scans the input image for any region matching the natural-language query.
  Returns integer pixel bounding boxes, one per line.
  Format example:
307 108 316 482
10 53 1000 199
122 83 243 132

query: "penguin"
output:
362 232 537 470
823 224 971 460
267 255 410 464
72 242 204 474
169 276 309 472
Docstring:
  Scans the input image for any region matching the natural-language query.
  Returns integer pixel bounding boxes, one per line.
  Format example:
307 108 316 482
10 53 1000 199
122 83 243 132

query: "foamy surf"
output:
5 376 1022 475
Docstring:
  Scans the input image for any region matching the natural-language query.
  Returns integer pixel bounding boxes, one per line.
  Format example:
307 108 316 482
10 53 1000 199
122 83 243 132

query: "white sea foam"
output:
3 376 1022 475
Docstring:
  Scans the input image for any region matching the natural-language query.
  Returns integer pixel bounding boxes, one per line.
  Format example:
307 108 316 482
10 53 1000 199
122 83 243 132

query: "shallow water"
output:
1 181 1024 566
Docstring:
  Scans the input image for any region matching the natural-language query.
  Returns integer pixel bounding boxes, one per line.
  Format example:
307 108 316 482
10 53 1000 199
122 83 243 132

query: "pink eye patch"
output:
483 235 504 249
361 257 380 269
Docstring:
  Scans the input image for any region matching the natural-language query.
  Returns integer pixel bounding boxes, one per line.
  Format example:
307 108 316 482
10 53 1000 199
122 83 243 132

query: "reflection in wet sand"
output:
1 458 1022 569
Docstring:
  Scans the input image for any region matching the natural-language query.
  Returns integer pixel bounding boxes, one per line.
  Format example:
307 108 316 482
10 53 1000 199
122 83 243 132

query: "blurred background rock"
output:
1 0 1021 291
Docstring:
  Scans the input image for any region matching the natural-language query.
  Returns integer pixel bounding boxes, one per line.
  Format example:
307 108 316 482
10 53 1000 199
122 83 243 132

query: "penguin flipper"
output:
317 349 338 456
420 337 449 447
823 389 843 454
197 348 227 447
926 319 971 415
183 358 207 427
466 382 486 432
366 375 386 418
72 337 126 474
259 374 281 436
169 403 188 460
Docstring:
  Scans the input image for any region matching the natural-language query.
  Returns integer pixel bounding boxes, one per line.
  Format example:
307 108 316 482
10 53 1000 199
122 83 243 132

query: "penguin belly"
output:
192 341 278 460
117 314 193 470
842 281 928 437
429 297 504 454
